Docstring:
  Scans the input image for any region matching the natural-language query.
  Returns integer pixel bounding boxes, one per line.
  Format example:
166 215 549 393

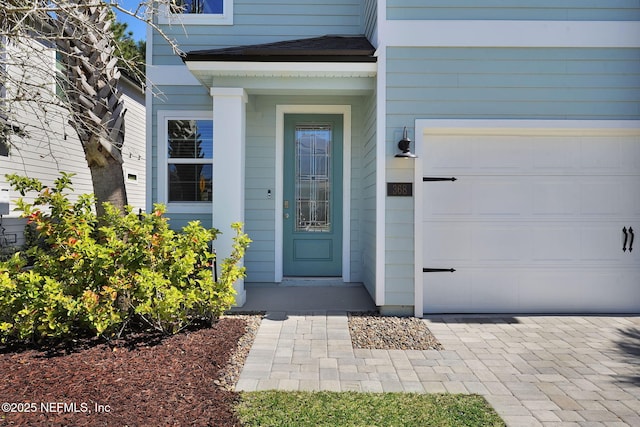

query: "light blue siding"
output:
384 46 640 306
153 0 363 66
387 0 640 21
362 0 377 41
386 47 640 120
243 95 370 283
360 93 377 298
384 196 415 307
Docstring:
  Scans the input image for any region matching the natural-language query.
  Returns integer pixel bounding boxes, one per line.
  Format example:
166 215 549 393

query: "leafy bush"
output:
0 173 250 343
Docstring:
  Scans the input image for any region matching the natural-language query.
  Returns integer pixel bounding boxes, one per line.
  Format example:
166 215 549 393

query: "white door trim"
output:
275 105 352 282
414 119 640 317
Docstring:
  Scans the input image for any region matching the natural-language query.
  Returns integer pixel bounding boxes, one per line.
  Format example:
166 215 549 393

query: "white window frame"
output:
157 110 213 214
158 0 233 25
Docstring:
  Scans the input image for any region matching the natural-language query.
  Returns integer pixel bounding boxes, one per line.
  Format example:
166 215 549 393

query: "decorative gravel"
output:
348 312 443 350
215 314 263 390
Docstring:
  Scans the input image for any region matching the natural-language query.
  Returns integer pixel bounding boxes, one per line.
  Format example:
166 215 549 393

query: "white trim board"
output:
375 47 386 306
382 20 640 48
275 105 352 283
186 61 377 77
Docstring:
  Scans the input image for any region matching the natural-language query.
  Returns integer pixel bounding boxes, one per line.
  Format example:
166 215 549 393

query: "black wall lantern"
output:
395 127 417 158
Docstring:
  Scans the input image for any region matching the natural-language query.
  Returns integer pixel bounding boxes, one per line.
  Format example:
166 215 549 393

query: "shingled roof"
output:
183 35 376 63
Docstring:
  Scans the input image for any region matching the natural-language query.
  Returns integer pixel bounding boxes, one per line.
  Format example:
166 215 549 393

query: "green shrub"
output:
0 173 250 343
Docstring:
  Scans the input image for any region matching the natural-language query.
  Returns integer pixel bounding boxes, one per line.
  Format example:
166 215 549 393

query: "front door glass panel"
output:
295 124 332 232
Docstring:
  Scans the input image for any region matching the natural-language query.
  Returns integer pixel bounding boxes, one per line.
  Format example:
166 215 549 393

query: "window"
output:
166 118 213 203
160 0 232 25
175 0 223 14
0 133 8 157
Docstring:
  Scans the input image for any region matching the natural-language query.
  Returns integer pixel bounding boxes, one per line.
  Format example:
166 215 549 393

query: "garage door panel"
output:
472 137 527 170
422 129 640 314
471 271 520 311
518 271 604 312
580 226 626 262
519 270 640 313
619 271 640 311
473 227 523 261
423 225 472 262
424 269 640 313
426 177 630 219
423 271 472 313
580 139 622 170
620 139 640 171
531 227 576 262
532 181 579 215
533 137 578 169
424 182 472 215
423 221 635 265
423 269 520 314
580 181 621 216
423 136 472 170
475 182 525 215
620 176 640 216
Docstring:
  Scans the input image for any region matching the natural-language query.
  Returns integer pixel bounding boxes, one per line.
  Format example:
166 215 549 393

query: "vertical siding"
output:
154 0 363 66
384 46 640 306
387 0 640 21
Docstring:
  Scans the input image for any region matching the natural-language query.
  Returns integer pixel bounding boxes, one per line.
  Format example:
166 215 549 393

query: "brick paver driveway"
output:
237 314 640 426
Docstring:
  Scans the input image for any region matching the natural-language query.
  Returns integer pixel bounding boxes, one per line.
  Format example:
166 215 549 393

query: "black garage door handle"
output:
630 227 634 252
623 227 628 252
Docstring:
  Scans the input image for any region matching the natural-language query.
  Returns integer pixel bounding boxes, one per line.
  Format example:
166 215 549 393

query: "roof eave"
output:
183 60 377 95
185 60 377 78
184 54 377 63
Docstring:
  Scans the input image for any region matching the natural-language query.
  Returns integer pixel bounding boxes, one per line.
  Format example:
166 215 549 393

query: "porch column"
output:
211 87 248 307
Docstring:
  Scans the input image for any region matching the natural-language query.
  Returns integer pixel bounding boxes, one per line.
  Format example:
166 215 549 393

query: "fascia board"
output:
185 61 377 78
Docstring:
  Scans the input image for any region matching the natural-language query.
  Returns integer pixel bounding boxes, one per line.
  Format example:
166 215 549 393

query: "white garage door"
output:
422 129 640 313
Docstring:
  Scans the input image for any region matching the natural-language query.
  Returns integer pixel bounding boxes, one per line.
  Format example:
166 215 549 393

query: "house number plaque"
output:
387 182 413 197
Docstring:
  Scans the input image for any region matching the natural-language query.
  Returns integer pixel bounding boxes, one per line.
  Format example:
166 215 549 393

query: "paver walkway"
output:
236 312 640 427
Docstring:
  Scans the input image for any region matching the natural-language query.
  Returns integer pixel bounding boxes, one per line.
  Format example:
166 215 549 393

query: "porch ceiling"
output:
183 35 377 95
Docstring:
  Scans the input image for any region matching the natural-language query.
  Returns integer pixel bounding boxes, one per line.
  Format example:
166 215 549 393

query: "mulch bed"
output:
0 318 248 427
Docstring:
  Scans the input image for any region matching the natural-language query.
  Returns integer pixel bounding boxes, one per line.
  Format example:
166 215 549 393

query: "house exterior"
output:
147 0 640 316
0 38 146 251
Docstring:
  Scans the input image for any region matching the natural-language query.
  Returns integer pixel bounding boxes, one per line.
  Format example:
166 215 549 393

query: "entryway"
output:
232 282 376 313
283 114 343 277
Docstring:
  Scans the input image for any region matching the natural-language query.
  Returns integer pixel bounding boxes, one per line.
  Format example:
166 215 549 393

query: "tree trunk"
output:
55 1 129 215
85 138 128 218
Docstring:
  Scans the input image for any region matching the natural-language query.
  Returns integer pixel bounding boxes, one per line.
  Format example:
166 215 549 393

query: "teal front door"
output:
283 114 343 276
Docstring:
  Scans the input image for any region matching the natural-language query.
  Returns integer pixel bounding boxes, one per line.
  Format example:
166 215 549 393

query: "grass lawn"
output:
236 391 505 427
